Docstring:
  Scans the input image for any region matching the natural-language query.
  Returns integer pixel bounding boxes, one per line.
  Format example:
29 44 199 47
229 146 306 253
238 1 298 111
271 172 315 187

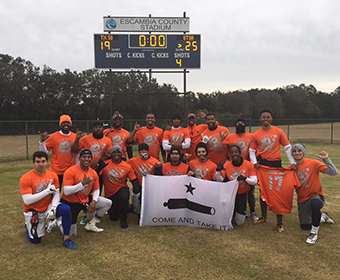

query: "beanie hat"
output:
59 115 72 127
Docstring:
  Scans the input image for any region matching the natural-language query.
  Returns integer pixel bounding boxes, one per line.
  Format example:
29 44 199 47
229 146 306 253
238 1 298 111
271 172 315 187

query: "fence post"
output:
25 121 29 159
331 121 333 144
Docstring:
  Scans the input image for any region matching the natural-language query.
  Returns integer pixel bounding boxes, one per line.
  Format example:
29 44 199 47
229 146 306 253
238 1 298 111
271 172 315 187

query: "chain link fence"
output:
0 119 339 161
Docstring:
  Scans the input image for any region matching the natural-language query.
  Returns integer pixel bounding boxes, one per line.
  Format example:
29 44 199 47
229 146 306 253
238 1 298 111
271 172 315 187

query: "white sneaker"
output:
46 219 57 233
306 233 318 244
250 212 259 221
84 222 104 232
322 212 335 224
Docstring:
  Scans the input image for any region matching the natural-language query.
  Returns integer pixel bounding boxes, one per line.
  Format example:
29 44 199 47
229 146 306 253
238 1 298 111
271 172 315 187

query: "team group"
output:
19 109 338 250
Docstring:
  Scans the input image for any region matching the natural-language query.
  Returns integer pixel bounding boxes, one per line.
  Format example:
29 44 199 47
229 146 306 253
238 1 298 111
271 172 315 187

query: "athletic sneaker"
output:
306 233 318 244
84 222 104 232
46 219 57 233
253 217 268 224
322 212 335 224
63 238 78 250
277 223 284 233
80 215 88 225
250 212 259 221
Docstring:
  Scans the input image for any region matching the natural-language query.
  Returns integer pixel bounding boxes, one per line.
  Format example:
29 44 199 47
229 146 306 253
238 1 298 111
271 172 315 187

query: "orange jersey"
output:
45 131 76 175
127 156 159 185
101 160 136 197
20 169 60 213
133 126 163 160
162 162 190 176
189 159 217 181
62 165 99 204
163 127 190 154
201 126 230 165
224 132 254 161
104 128 131 159
184 124 208 161
79 134 112 164
294 158 327 203
221 159 256 194
250 126 290 162
257 166 301 215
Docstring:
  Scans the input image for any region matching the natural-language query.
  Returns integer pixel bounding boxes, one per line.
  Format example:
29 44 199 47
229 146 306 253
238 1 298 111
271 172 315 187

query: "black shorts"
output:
61 198 88 224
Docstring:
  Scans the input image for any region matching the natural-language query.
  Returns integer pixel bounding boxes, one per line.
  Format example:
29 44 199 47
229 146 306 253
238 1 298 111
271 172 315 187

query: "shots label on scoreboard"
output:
94 34 200 69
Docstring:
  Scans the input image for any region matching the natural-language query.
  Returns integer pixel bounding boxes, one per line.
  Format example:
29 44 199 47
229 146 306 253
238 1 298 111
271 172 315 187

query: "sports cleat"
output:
85 222 104 232
80 215 88 225
306 233 318 244
250 212 259 221
277 223 284 233
322 212 335 224
63 238 78 250
46 219 57 233
253 217 268 224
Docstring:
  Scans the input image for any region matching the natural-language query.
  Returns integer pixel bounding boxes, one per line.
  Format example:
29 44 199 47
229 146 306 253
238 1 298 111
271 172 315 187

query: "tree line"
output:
1 54 339 121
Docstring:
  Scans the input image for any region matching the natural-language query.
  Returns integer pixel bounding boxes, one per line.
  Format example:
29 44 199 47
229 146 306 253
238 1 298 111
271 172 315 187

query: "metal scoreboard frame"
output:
94 33 200 69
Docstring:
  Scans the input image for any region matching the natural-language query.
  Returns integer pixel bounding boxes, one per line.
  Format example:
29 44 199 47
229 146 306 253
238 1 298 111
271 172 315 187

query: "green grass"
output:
1 144 340 280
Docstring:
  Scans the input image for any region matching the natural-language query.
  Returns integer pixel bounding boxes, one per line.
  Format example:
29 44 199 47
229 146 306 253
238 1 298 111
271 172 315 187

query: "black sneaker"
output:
120 219 128 229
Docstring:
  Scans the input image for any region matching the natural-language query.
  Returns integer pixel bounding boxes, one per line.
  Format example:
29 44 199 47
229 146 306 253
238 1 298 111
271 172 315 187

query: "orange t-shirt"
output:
133 126 163 160
200 125 230 165
20 169 60 213
104 128 131 159
189 159 217 181
101 160 136 197
45 131 76 175
224 132 254 161
79 134 112 164
294 158 327 203
221 159 256 194
257 166 301 215
250 126 290 162
162 162 190 176
62 165 99 204
184 124 208 161
163 127 191 154
127 156 159 185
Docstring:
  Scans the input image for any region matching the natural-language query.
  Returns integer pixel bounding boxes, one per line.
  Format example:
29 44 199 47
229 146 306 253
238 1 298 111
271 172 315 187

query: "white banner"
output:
140 175 238 231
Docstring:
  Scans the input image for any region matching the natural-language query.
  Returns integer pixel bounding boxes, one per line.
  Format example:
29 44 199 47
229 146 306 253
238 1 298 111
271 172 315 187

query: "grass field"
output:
1 142 340 279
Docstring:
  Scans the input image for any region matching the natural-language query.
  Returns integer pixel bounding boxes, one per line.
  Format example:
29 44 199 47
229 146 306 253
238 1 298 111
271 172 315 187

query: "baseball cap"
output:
187 113 196 119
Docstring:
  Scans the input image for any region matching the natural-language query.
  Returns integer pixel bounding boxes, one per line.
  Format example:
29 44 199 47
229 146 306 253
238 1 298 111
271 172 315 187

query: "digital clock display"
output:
129 34 167 48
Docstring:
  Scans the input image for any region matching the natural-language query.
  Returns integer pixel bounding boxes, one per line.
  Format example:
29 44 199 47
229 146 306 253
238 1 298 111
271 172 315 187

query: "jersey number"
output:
269 175 283 191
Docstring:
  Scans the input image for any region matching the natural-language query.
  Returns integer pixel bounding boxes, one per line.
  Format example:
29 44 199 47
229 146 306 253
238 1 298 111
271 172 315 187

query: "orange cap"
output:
59 115 72 126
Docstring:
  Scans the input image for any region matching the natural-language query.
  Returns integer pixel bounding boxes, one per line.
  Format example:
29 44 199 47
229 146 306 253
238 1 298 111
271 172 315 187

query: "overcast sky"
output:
1 0 339 93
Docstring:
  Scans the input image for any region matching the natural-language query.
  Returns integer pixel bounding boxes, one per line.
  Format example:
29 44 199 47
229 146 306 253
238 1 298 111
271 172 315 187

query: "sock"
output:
311 225 320 235
90 216 101 224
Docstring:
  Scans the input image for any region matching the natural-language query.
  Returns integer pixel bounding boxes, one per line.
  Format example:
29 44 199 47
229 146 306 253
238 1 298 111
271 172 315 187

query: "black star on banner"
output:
185 182 196 195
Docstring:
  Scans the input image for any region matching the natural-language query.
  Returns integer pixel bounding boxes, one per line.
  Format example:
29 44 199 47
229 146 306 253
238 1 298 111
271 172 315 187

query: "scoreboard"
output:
94 34 200 69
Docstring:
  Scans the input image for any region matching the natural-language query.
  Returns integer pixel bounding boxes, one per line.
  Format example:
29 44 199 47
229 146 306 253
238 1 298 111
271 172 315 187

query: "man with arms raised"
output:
292 144 337 244
39 114 77 190
20 151 77 249
62 149 112 235
249 108 297 232
128 113 165 161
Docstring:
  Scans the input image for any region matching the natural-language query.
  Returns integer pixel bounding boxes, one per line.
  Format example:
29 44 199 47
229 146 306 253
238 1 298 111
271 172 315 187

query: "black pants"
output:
107 187 129 221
